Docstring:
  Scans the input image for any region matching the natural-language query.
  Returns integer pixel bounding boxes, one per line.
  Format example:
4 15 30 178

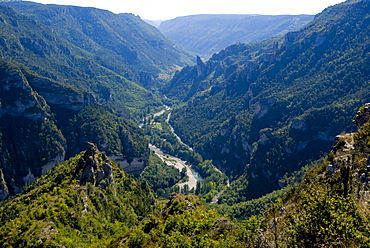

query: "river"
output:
149 144 202 190
145 106 202 190
165 112 193 151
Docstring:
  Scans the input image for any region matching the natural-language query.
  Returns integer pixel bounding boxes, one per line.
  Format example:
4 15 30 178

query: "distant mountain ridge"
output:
158 14 314 57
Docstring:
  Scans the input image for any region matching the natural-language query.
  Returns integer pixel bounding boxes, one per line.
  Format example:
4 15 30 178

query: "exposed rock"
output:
297 141 309 151
76 143 114 188
278 179 286 188
20 37 52 57
259 128 273 145
39 224 58 241
254 97 276 119
41 152 66 175
0 69 48 121
327 164 335 172
0 61 67 199
221 126 231 136
27 75 95 112
333 133 355 153
196 55 207 78
111 154 148 176
22 170 36 184
282 31 301 49
241 136 253 156
221 143 230 154
353 103 370 128
291 118 307 130
240 61 259 83
0 169 9 201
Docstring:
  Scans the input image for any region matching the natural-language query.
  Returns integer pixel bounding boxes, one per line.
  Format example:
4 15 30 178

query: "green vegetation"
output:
1 0 370 246
1 104 370 247
0 145 154 247
0 57 151 197
0 1 194 116
142 108 228 201
0 57 66 196
110 193 263 247
65 105 149 159
164 0 370 200
140 151 183 198
258 110 370 247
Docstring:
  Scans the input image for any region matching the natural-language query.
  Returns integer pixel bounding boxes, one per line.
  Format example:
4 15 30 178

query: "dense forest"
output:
0 0 369 246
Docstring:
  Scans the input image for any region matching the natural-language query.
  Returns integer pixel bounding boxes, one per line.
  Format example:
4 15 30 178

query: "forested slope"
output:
164 0 370 199
0 57 150 199
0 2 194 115
2 105 370 247
0 1 194 199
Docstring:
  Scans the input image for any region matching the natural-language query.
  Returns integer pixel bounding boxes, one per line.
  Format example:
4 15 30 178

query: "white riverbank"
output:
149 144 201 190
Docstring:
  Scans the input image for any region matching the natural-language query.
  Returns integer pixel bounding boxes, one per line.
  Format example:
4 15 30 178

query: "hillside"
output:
4 2 194 79
1 105 370 247
0 57 150 199
0 2 194 115
0 1 195 199
0 58 66 199
163 0 370 199
158 14 314 57
0 143 155 247
259 104 370 247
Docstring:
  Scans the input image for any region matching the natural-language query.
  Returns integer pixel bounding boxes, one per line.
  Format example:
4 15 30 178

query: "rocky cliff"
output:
0 58 151 199
0 58 66 198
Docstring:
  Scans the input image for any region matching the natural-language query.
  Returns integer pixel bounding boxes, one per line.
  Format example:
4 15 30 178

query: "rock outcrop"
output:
353 103 370 128
253 97 277 119
75 143 114 189
0 67 48 121
196 55 207 78
0 169 9 201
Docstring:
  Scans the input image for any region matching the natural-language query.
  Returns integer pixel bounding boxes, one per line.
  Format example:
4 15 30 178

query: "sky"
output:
31 0 346 20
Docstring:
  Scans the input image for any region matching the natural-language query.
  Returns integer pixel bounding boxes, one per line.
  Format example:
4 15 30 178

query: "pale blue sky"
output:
32 0 345 20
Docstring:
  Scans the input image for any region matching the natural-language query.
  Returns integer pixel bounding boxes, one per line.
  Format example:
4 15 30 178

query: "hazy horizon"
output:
31 0 345 20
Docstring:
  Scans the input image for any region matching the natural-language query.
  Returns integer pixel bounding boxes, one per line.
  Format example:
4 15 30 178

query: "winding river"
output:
149 144 201 190
146 106 202 190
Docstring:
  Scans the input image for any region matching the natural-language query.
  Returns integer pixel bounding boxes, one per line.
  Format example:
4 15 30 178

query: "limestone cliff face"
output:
109 149 149 176
0 61 149 199
0 169 9 201
253 97 277 119
196 56 207 78
0 68 48 121
26 74 95 112
0 59 66 197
